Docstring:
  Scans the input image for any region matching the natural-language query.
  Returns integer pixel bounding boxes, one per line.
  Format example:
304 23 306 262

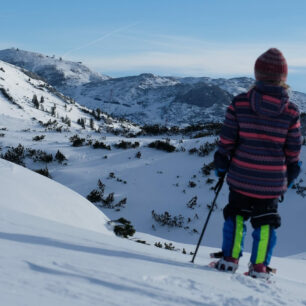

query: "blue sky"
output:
1 0 306 91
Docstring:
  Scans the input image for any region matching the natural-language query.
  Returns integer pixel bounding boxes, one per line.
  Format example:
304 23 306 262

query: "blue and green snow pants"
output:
222 190 281 265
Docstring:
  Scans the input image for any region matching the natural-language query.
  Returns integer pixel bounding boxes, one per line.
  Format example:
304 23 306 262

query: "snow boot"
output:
210 256 239 273
246 263 276 279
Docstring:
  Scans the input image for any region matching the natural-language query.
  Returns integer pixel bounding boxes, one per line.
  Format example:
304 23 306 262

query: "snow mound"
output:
0 159 111 235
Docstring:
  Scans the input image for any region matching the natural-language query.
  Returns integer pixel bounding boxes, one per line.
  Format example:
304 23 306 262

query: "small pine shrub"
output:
164 242 175 251
70 135 85 147
186 196 197 209
92 141 111 150
102 192 115 207
32 135 45 141
198 141 218 157
154 242 163 248
32 94 39 109
112 218 135 238
148 140 176 152
87 179 105 203
188 181 196 188
34 167 51 178
189 148 198 154
77 118 86 129
87 189 102 203
55 150 67 163
202 162 214 176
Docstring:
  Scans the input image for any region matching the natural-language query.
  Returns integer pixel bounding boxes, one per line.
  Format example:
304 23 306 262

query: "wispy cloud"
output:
69 34 306 78
62 22 140 57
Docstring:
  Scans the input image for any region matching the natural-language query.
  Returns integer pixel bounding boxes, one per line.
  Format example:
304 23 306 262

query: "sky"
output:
1 0 306 91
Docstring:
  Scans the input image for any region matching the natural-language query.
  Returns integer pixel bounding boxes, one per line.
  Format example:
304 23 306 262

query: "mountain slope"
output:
0 59 139 134
1 48 306 126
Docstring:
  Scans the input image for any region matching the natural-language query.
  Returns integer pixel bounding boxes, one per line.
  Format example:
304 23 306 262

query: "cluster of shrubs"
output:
1 144 26 166
154 241 176 251
114 140 140 149
148 140 176 152
92 141 111 150
189 140 218 157
87 179 127 210
70 136 142 151
201 162 215 176
151 210 184 227
39 119 65 132
108 172 127 184
141 123 222 137
34 167 51 178
294 180 306 198
70 135 86 147
1 144 67 166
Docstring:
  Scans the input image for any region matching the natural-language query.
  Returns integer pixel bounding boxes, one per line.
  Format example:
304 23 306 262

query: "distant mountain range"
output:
0 48 305 126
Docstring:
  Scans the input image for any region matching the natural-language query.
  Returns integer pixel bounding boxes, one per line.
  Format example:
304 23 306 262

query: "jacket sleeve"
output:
284 113 302 165
214 102 239 170
285 112 302 183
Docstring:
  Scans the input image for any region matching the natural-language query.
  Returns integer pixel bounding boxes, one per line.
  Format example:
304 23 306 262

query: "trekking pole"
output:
191 174 225 263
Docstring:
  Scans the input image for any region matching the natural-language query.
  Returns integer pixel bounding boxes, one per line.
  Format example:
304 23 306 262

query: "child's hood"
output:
248 83 289 118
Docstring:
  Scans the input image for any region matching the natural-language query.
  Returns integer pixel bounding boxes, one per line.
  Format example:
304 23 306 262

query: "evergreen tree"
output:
32 94 39 109
90 118 94 130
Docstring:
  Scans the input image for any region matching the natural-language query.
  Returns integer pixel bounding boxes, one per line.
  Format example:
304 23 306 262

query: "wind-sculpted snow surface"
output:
0 163 305 305
0 159 110 234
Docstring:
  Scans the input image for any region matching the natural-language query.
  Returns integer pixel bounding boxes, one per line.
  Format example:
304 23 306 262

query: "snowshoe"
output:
244 263 276 280
209 255 239 273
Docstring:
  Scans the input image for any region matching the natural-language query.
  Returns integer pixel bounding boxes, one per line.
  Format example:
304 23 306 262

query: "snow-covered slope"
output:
1 159 306 305
0 59 139 134
0 158 110 234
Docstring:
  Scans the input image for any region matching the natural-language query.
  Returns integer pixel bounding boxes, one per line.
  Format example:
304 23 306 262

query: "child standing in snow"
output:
213 48 302 278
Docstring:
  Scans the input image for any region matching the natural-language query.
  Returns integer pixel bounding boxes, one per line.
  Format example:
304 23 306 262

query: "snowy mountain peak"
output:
0 48 110 88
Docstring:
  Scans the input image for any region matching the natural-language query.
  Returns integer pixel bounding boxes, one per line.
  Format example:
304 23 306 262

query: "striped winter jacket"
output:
215 82 302 199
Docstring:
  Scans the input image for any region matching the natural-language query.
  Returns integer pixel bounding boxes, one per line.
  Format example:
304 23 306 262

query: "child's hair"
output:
249 80 290 91
266 80 290 89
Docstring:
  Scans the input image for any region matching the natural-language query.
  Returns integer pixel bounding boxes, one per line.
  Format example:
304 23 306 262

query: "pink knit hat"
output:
254 48 288 83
